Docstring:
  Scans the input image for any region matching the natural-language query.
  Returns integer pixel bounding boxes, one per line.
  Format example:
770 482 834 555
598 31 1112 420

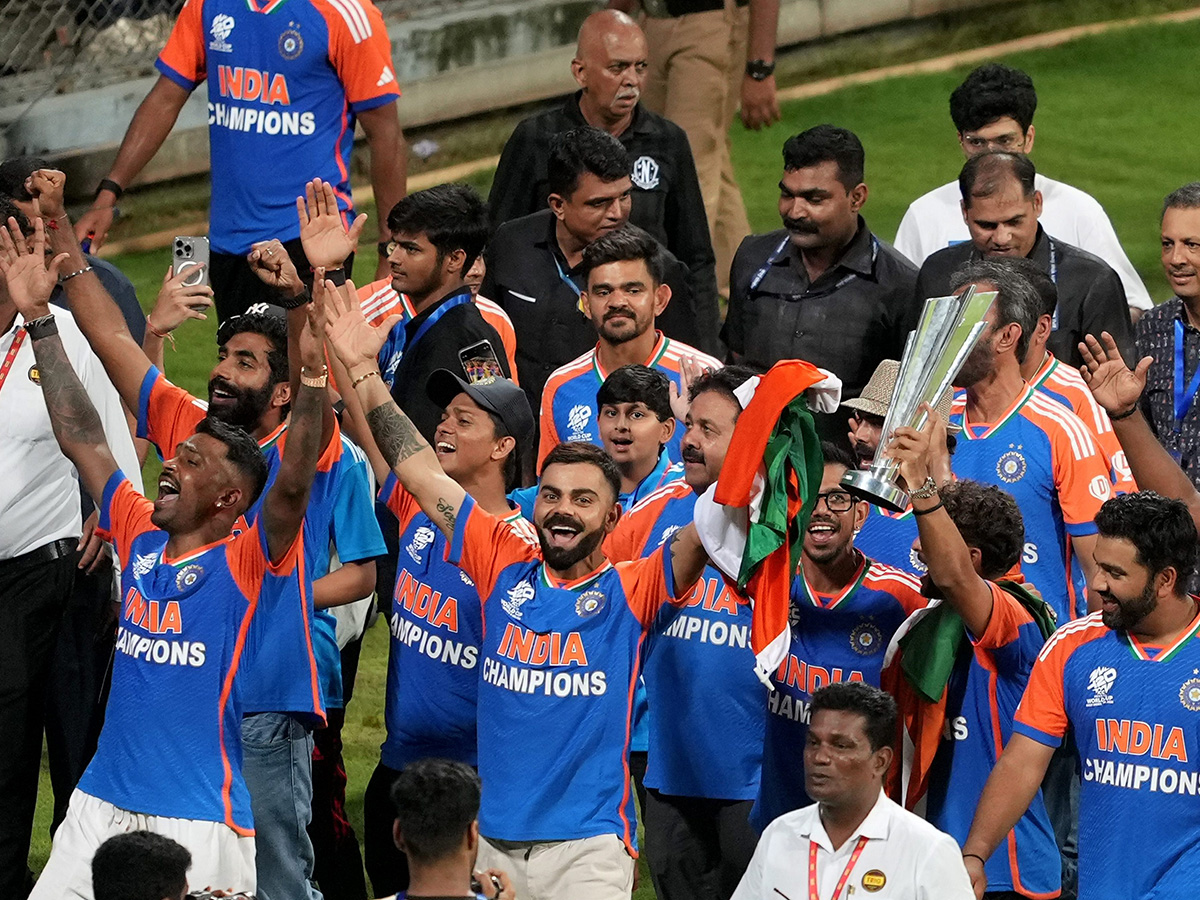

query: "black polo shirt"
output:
914 225 1134 368
388 287 511 445
480 209 703 414
723 219 920 436
488 92 718 341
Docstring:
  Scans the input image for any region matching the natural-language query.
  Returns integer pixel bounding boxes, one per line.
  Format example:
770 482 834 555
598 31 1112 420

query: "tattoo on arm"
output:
366 400 428 469
436 497 457 531
32 334 107 448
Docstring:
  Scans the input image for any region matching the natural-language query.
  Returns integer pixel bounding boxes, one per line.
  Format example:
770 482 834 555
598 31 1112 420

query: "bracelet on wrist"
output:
300 365 329 388
23 313 58 340
1109 404 1139 421
59 265 94 283
350 369 381 389
146 316 177 350
962 853 987 865
912 500 944 517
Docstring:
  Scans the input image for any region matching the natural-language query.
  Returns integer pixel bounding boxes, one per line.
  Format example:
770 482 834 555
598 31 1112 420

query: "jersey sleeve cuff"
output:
661 543 679 601
1065 520 1100 537
137 365 162 440
448 494 477 566
1013 720 1063 748
349 91 400 115
98 469 129 539
155 59 200 92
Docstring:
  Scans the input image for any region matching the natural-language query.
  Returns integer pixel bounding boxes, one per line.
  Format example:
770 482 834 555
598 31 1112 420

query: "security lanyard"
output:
808 835 869 900
1174 318 1200 432
750 236 879 294
407 291 472 356
1047 238 1060 330
0 328 26 397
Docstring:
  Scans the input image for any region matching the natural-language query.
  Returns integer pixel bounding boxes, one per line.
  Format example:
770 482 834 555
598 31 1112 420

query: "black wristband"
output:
912 500 945 517
1109 404 1139 421
962 853 987 865
325 267 347 286
23 313 58 340
277 286 311 310
96 178 124 200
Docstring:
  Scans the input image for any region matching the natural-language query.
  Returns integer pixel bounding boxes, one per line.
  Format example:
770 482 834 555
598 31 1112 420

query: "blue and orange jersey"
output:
379 474 536 770
156 0 400 254
750 557 926 830
855 504 924 576
537 333 720 472
86 472 302 833
924 583 1060 897
449 495 688 852
950 386 1115 622
1014 610 1200 899
606 481 765 800
358 279 520 386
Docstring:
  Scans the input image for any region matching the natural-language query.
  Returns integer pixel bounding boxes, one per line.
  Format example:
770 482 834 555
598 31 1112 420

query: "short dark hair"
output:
688 364 756 408
1095 492 1198 595
950 258 1042 363
195 416 270 509
820 440 858 473
782 125 865 190
391 758 481 865
0 197 32 236
92 831 191 900
597 364 673 423
0 155 51 201
958 151 1037 210
1163 182 1200 221
581 224 667 287
939 480 1024 580
387 184 489 274
540 441 622 503
810 681 897 752
547 127 630 200
949 63 1038 134
219 311 290 387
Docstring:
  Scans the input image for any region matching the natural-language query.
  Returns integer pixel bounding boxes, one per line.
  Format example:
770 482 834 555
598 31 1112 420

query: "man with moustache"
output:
752 442 926 832
722 125 920 442
488 10 716 315
963 492 1200 900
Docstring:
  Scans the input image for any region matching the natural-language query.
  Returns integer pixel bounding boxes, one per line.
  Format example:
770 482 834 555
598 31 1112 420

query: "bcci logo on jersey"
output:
175 564 204 591
1181 677 1200 712
567 404 592 441
576 589 606 618
209 14 235 52
850 622 884 656
406 526 435 563
1086 666 1118 707
997 447 1026 483
503 580 535 620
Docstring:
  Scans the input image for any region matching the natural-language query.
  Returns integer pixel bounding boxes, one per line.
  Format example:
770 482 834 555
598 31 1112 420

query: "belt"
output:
0 538 78 572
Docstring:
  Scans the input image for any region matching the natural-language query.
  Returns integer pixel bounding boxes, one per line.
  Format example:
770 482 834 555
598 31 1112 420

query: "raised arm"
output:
321 272 466 539
667 523 709 599
0 220 117 501
887 408 995 638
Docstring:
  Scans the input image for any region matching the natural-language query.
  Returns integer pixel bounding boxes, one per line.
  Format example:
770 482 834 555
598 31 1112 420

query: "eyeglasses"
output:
961 132 1025 152
814 490 855 513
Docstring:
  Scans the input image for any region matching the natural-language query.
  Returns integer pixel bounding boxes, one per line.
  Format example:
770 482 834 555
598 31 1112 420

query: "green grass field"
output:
27 13 1200 896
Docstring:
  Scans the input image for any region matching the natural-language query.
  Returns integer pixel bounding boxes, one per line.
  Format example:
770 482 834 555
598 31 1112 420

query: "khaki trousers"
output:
477 833 635 900
642 1 751 297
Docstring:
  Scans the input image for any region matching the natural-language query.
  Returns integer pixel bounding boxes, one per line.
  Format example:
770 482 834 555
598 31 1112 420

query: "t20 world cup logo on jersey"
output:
567 404 592 441
406 526 436 563
209 14 235 52
1086 666 1117 707
503 580 535 620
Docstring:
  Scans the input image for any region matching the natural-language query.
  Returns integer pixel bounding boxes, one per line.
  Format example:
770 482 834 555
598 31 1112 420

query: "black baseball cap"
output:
426 369 535 449
216 302 288 346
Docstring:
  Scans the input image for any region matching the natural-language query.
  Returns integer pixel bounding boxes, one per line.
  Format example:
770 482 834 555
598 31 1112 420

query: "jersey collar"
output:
1029 352 1058 390
797 552 868 610
539 560 613 592
245 0 292 13
959 384 1035 440
1121 605 1200 662
591 332 669 382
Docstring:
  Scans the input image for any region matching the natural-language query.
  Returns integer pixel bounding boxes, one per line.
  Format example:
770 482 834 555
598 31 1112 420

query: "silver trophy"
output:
841 285 998 511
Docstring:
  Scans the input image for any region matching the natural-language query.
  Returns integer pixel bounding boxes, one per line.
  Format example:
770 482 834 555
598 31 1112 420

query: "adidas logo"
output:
377 66 395 86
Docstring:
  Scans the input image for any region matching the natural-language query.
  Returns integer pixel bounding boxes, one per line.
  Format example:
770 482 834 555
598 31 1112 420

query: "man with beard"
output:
963 492 1200 900
0 217 327 897
322 281 712 900
885 416 1060 900
722 125 920 442
538 225 720 470
946 259 1114 626
602 365 763 900
752 442 926 832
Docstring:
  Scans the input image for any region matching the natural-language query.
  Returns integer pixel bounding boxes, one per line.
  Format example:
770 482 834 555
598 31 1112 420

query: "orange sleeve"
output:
316 0 401 112
228 520 301 601
1051 421 1114 533
975 582 1034 650
382 473 422 533
537 380 562 473
156 0 208 88
617 546 678 629
447 496 538 600
603 497 660 562
97 473 157 565
1012 629 1076 746
139 369 206 458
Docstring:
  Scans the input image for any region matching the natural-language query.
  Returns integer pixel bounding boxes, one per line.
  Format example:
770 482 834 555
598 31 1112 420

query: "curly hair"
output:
940 480 1024 580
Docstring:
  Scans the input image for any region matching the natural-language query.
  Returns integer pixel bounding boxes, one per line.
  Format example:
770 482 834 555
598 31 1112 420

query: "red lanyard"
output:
809 835 869 900
0 328 26 396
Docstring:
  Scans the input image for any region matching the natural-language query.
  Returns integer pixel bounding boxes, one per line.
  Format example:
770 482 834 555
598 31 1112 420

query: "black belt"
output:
0 538 78 573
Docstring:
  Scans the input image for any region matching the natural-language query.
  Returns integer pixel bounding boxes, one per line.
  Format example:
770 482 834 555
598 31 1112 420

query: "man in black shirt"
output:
722 125 920 441
384 185 510 445
482 127 711 418
915 151 1133 369
488 10 717 315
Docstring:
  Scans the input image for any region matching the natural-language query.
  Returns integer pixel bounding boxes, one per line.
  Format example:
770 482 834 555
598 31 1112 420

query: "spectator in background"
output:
488 10 718 322
92 832 191 900
723 125 920 443
482 127 711 420
894 63 1152 317
72 0 407 321
914 151 1133 370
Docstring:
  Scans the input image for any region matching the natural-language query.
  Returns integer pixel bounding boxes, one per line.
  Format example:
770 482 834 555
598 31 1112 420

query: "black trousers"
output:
0 547 77 900
643 790 758 900
209 238 355 324
363 762 408 898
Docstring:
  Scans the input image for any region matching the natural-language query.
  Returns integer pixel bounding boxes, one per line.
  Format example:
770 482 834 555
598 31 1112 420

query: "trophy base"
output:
840 469 910 513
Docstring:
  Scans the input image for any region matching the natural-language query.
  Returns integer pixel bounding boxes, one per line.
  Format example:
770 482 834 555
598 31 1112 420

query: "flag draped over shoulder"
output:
693 360 828 685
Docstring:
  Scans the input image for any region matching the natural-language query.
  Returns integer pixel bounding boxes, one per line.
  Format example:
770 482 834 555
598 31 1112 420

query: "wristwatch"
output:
910 476 939 500
745 59 776 81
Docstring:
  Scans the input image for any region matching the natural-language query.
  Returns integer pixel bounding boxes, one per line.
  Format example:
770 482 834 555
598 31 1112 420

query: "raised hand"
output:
247 238 304 298
297 178 366 270
1079 332 1152 417
884 403 938 492
149 264 214 334
320 265 400 375
25 168 67 220
0 217 68 319
668 354 714 422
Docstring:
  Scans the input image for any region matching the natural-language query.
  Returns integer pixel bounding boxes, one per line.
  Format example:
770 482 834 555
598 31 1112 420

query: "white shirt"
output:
894 173 1154 310
0 308 143 559
731 791 975 900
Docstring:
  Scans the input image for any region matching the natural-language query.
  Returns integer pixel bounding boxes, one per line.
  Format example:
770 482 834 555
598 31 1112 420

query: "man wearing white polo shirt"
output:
731 682 973 900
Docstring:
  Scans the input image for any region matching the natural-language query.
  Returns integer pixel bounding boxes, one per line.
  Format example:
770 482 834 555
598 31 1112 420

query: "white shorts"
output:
30 789 256 900
477 833 634 900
